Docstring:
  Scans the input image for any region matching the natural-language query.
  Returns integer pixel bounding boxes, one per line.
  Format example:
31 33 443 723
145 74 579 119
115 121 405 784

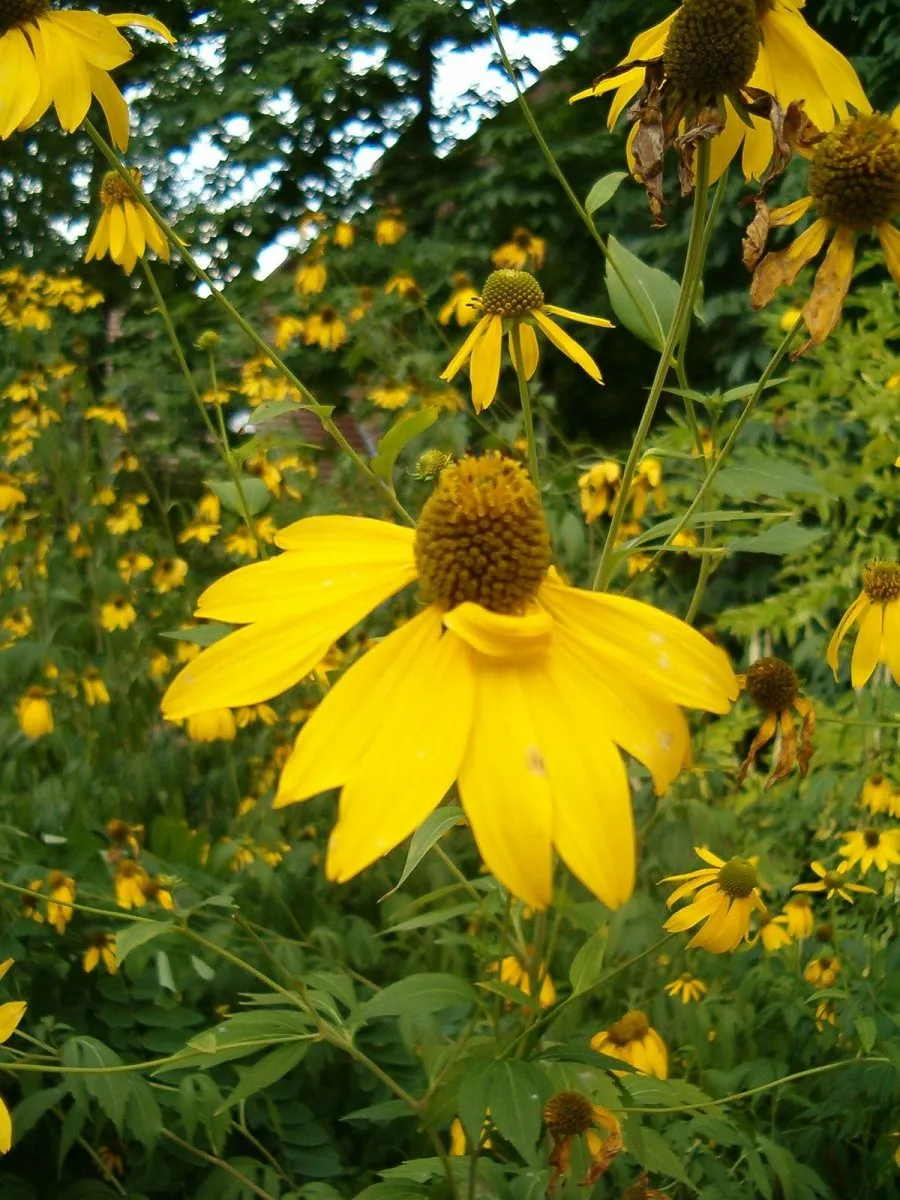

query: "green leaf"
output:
250 399 334 425
730 521 826 555
371 407 438 484
160 623 231 647
715 456 830 500
485 1060 547 1165
12 1085 68 1142
156 949 177 992
605 236 680 351
856 1015 877 1052
60 1038 130 1132
342 1099 415 1125
568 929 607 995
628 1126 695 1188
126 1076 162 1151
207 477 271 517
353 1185 427 1200
380 902 479 934
382 806 464 898
219 1041 309 1110
115 919 175 965
358 973 479 1022
586 171 628 214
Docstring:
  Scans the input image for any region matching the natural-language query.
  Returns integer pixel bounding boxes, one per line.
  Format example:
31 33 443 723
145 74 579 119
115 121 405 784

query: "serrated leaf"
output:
485 1060 547 1165
731 521 825 555
715 456 830 501
342 1099 415 1125
115 919 175 965
586 171 628 214
218 1041 309 1110
371 407 438 484
628 1126 694 1187
381 807 464 899
12 1085 68 1142
855 1015 877 1052
60 1038 130 1132
249 399 334 426
160 623 231 647
127 1076 162 1150
207 477 271 517
605 236 680 351
568 929 607 995
358 973 478 1022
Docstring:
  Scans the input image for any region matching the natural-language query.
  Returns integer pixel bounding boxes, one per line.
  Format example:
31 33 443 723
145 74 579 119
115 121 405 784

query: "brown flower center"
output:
862 560 900 603
100 170 141 208
543 1091 594 1137
809 114 900 228
863 829 881 848
480 269 544 316
663 0 761 102
744 656 799 712
0 0 47 35
717 856 758 898
605 1010 650 1046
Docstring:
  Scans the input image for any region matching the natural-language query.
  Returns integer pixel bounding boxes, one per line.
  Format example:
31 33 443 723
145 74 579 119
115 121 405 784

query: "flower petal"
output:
851 600 884 688
877 222 900 286
0 29 41 138
532 311 602 384
47 10 132 68
470 314 502 412
274 512 416 557
85 61 130 149
0 1000 26 1045
542 304 614 329
443 602 553 659
440 314 491 382
826 591 868 677
800 225 856 352
881 600 900 684
108 12 176 43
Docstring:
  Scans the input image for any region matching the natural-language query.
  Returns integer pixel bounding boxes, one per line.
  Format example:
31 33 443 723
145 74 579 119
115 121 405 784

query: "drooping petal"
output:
108 203 128 261
458 659 554 908
443 602 553 659
0 29 41 138
470 314 502 412
84 211 111 262
695 846 726 869
877 223 900 286
123 200 146 258
542 304 614 329
440 314 491 382
851 601 884 688
85 62 130 149
800 225 856 352
36 15 93 132
664 884 723 932
0 1097 10 1155
0 1000 26 1045
881 600 900 684
325 629 474 882
769 196 814 227
48 11 132 68
826 591 868 676
532 311 602 383
539 579 737 712
108 13 176 43
707 100 747 182
510 322 540 380
750 219 830 309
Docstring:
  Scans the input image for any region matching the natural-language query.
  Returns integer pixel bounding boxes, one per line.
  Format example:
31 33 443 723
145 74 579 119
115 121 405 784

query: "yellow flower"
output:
441 270 613 413
114 860 149 910
492 227 546 272
827 560 900 688
751 113 900 354
736 656 815 789
489 953 556 1008
20 883 44 924
141 877 175 909
152 556 188 594
780 307 803 333
838 828 900 874
273 315 305 350
112 450 139 473
186 707 237 742
83 932 117 975
792 860 876 904
247 453 282 496
84 398 128 430
578 461 621 524
2 607 31 638
148 648 171 680
197 492 221 522
81 668 110 706
178 520 220 545
543 1092 622 1187
369 383 410 410
384 272 420 301
663 847 765 953
663 973 707 1004
100 595 137 631
333 221 354 248
449 1115 492 1156
572 0 870 185
0 474 25 511
85 169 169 276
92 485 117 507
16 687 53 738
591 1010 668 1077
757 911 792 951
201 386 230 406
105 501 142 534
374 207 405 246
295 258 327 295
629 457 665 519
106 818 143 856
304 306 347 350
161 454 736 908
0 4 174 149
782 894 814 939
0 982 26 1154
117 550 153 581
804 954 840 988
860 773 900 817
235 703 279 728
46 871 76 933
438 274 479 327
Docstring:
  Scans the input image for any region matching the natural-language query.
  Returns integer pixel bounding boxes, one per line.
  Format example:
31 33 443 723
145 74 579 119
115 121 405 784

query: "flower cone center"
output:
606 1010 650 1046
543 1091 594 1136
745 656 799 712
822 871 844 890
862 560 900 602
663 0 761 100
717 856 758 898
863 829 881 848
414 454 551 614
809 115 900 228
0 0 47 34
100 170 141 207
480 269 544 316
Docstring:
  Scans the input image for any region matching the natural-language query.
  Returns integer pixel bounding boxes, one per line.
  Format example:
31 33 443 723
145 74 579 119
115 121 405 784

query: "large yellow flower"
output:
85 170 170 276
591 1010 668 1078
572 0 870 184
440 270 612 413
663 847 765 952
0 2 174 149
838 828 900 875
827 561 900 688
162 454 737 909
751 112 900 353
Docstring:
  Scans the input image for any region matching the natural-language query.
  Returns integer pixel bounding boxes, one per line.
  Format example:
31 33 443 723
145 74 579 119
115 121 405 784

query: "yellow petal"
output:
458 658 554 908
0 1098 9 1154
665 884 723 932
882 600 900 684
274 513 416 556
695 846 726 869
769 196 814 227
760 5 869 126
325 629 474 882
706 99 746 182
877 223 900 286
800 225 856 352
84 211 111 263
470 314 502 412
538 579 737 712
826 591 868 676
0 1001 26 1045
37 16 93 132
443 602 553 659
163 567 413 717
276 607 444 805
532 311 602 383
85 61 130 147
0 960 12 984
0 29 41 138
108 203 128 261
108 13 176 43
851 601 884 688
510 322 540 380
15 20 53 131
440 314 491 382
542 304 614 329
48 11 132 68
123 199 146 258
750 219 830 309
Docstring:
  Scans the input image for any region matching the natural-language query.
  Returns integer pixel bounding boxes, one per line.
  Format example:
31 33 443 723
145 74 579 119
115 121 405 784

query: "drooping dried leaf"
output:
742 197 771 271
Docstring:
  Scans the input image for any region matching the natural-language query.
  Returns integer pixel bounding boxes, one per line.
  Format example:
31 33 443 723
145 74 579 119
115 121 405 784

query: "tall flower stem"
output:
84 119 413 527
594 140 713 590
511 322 542 492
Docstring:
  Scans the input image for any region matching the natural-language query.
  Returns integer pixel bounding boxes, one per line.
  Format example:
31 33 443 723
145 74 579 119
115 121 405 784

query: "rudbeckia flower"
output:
492 227 546 271
751 112 900 354
81 667 109 706
100 594 137 631
578 461 622 524
161 454 737 909
488 952 556 1008
384 272 420 300
756 911 792 951
85 169 169 276
663 972 707 1004
0 3 174 149
83 931 117 975
591 1010 668 1077
113 859 149 909
782 893 813 938
438 273 479 327
663 847 765 952
572 0 870 187
838 828 900 874
440 270 613 413
185 707 237 743
368 383 410 410
792 860 875 904
804 953 840 988
860 772 900 817
84 397 129 430
16 686 53 738
294 257 327 295
46 871 76 933
0 474 25 511
374 207 405 246
827 560 900 687
543 1092 622 1187
0 964 26 1154
736 656 815 788
304 306 347 351
152 555 188 594
333 221 354 248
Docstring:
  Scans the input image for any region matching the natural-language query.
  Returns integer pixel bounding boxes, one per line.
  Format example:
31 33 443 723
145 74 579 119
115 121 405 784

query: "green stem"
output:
160 1128 279 1200
594 140 713 591
84 119 413 527
510 322 541 492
